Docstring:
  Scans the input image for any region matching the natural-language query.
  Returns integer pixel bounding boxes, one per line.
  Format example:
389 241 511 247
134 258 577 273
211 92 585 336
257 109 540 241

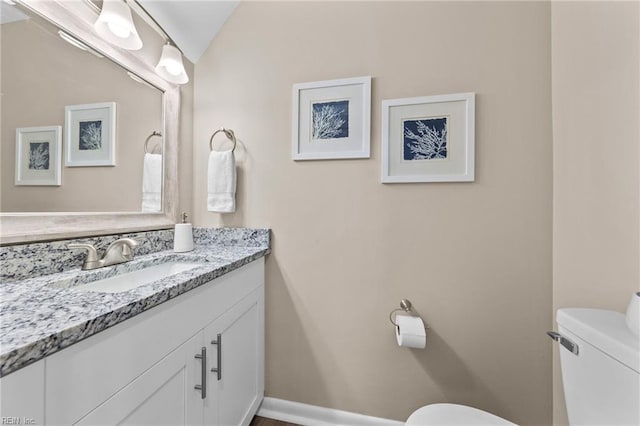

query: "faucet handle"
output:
106 238 141 259
106 238 140 250
123 238 143 257
68 243 100 269
68 243 99 261
121 242 136 257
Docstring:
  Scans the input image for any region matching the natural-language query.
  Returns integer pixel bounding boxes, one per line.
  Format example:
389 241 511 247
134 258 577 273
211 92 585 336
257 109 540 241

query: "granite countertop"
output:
0 240 269 377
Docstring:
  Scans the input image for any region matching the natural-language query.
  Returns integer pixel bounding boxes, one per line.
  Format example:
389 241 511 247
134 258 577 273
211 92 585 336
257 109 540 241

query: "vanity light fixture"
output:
94 0 142 50
155 42 189 85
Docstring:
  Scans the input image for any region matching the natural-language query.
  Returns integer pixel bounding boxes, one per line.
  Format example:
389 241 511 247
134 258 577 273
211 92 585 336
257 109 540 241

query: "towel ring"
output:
209 128 237 153
144 131 162 154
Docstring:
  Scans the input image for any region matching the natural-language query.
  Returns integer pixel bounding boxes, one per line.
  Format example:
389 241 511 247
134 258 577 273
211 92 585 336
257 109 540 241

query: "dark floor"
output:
250 416 301 426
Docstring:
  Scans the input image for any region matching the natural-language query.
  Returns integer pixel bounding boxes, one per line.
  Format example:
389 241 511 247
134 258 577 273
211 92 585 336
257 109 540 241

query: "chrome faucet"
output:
69 238 141 270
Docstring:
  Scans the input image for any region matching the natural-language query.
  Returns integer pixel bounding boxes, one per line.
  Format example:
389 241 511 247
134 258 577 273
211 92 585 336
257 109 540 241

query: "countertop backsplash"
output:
0 228 270 283
193 227 270 248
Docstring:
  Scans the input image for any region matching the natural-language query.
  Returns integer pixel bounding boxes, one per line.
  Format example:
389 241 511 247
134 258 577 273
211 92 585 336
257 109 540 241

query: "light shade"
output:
94 0 142 50
155 44 189 84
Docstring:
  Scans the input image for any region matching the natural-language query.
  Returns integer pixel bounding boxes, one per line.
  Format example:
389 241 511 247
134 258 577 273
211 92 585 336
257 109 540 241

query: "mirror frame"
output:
1 0 179 245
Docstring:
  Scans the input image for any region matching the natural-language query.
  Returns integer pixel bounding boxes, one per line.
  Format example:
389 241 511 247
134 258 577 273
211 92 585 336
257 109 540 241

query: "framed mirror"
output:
1 0 179 245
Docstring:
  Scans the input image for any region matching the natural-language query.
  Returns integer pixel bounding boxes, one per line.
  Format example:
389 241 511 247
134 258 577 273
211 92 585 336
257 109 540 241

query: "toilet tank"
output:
556 308 639 426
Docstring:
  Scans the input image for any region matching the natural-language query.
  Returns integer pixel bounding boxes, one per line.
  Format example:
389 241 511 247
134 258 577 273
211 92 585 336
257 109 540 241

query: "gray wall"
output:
193 2 553 424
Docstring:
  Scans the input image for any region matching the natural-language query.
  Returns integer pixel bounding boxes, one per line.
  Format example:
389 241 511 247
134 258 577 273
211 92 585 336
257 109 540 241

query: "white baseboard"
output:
257 397 405 426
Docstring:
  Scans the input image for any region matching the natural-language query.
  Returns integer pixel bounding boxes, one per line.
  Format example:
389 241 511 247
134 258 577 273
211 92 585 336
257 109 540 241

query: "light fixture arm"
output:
127 0 184 54
128 0 189 84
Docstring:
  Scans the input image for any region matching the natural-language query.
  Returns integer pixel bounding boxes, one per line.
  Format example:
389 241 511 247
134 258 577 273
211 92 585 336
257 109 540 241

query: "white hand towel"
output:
142 153 162 212
207 150 236 213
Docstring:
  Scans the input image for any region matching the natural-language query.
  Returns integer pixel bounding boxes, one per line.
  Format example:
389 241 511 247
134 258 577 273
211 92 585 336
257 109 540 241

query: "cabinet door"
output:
76 332 205 426
204 287 264 426
0 359 44 425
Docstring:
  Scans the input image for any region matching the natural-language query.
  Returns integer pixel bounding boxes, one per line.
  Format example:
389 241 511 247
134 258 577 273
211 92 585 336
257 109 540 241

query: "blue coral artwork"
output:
312 100 349 140
78 120 103 150
28 141 50 170
403 117 448 160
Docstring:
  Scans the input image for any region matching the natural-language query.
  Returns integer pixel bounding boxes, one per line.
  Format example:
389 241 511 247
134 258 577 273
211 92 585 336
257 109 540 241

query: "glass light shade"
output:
155 44 189 84
94 0 142 50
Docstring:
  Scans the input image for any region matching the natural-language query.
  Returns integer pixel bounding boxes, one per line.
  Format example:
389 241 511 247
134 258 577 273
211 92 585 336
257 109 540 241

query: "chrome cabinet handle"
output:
194 347 207 399
211 334 222 381
547 331 579 355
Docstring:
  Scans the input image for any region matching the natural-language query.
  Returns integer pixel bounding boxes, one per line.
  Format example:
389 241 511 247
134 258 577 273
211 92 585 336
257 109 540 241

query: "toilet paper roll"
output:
395 315 426 349
173 223 194 253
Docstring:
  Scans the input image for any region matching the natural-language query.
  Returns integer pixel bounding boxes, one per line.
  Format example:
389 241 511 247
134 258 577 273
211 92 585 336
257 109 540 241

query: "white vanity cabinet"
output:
1 258 264 426
75 286 264 426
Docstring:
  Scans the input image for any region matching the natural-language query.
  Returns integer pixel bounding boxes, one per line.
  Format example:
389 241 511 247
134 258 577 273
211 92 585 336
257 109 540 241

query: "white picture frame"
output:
381 93 475 183
292 76 371 160
15 126 62 186
65 102 116 167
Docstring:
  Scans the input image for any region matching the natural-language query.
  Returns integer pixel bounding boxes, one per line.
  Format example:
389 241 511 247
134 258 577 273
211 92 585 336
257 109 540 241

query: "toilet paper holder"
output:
389 299 417 326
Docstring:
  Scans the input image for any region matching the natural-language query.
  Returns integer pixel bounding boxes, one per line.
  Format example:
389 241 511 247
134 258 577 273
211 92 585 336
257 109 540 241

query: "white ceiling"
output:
0 2 29 24
137 0 240 64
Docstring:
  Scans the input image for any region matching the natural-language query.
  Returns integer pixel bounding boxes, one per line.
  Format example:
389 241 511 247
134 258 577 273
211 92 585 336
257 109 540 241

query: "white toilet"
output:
406 403 516 425
406 293 640 425
553 302 639 425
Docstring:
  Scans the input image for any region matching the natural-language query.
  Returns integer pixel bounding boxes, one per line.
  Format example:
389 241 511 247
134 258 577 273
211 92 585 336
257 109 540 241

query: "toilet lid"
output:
406 404 517 425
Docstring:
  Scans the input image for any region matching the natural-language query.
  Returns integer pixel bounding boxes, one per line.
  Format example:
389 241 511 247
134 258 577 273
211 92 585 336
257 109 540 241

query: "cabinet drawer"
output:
46 258 264 425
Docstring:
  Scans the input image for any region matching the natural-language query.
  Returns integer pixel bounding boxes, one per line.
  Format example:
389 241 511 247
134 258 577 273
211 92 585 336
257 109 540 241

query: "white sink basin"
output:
55 262 204 293
77 262 203 293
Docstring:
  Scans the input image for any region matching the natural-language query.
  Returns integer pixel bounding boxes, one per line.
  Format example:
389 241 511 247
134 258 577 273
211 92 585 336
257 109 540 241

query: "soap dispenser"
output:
173 212 194 253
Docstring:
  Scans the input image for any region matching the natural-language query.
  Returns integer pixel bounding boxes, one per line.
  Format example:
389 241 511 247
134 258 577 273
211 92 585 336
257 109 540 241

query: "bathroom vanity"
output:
0 228 269 426
2 2 267 423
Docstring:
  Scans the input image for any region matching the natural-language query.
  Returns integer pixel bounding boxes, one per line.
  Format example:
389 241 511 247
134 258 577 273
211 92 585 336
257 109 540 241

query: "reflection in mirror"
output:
1 1 164 213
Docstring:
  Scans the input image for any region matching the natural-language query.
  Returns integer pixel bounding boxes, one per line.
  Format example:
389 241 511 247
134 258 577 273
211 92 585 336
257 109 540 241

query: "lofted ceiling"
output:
0 1 28 24
137 0 240 64
2 0 237 64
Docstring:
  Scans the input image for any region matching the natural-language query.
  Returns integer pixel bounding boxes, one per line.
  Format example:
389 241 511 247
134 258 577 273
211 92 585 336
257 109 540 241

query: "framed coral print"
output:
15 126 62 186
292 76 371 160
65 102 116 167
381 93 475 183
